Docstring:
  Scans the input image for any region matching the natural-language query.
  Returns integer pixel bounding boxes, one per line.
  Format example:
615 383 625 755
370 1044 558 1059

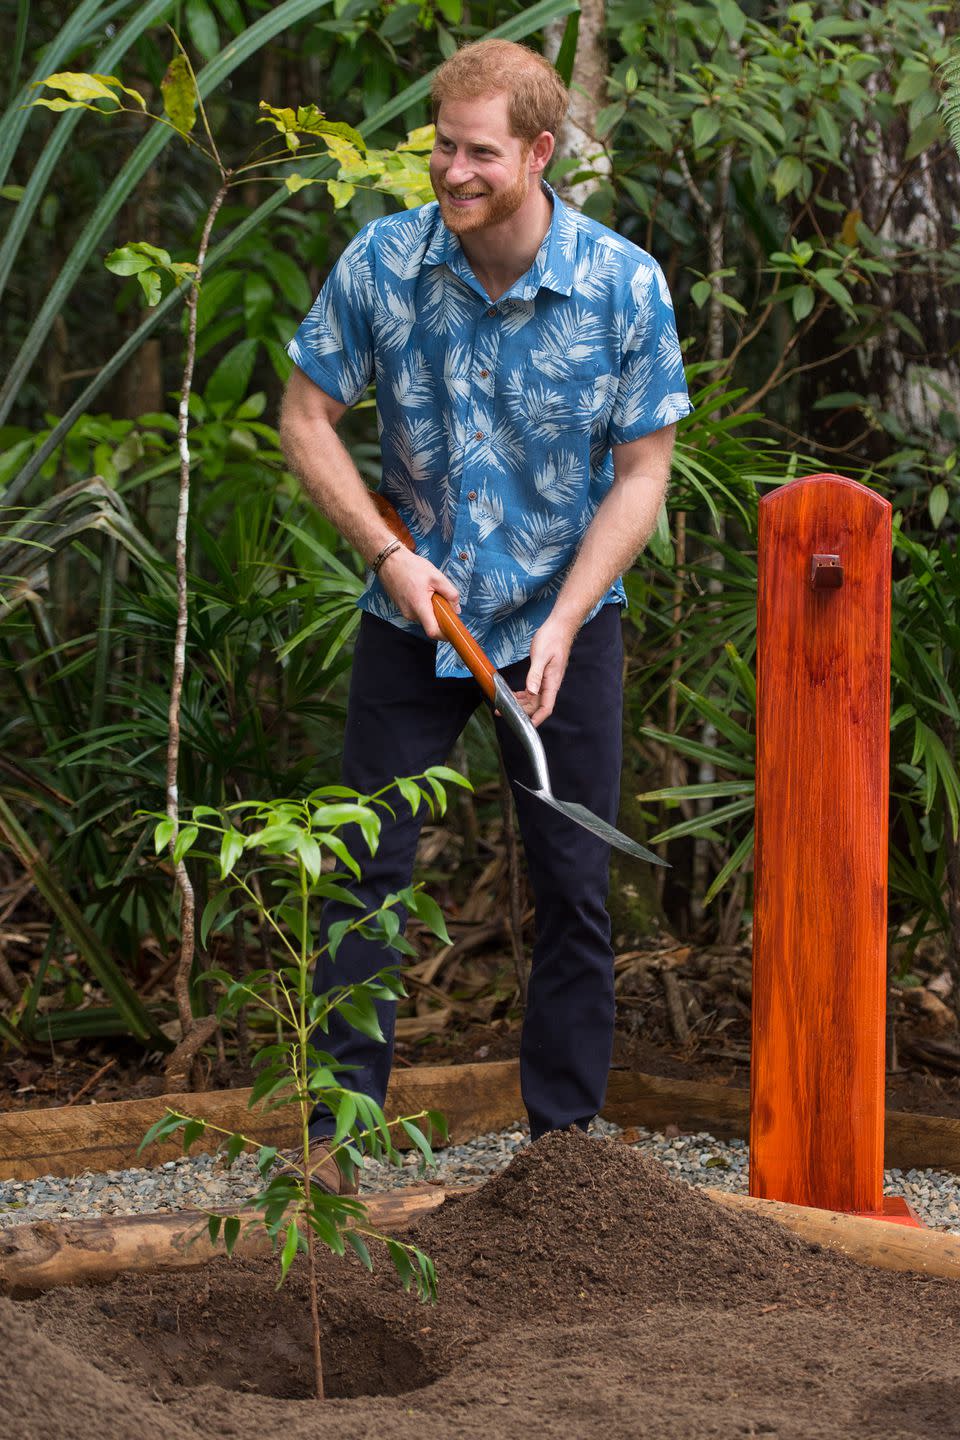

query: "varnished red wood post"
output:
750 474 892 1214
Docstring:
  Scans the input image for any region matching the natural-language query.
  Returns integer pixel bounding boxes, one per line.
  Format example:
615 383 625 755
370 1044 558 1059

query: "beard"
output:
432 160 529 235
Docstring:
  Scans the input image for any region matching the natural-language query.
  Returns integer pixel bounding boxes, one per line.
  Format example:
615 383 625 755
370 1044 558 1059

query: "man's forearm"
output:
281 405 394 566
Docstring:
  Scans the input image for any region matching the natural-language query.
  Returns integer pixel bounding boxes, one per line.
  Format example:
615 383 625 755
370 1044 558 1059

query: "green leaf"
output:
691 279 712 309
136 269 161 306
186 0 221 61
154 817 175 853
930 483 949 529
182 1118 207 1150
161 54 198 135
792 286 815 322
410 890 450 944
219 827 245 878
771 155 804 202
333 1094 357 1143
423 764 472 790
208 1214 222 1245
327 179 355 209
223 1216 241 1256
345 1228 373 1271
279 1219 300 1283
553 10 579 88
200 888 235 946
105 244 160 276
715 0 747 41
893 67 930 105
813 103 841 158
905 111 943 162
34 71 144 108
704 826 756 905
260 249 313 313
206 337 258 408
173 823 199 863
691 107 720 150
225 1132 247 1167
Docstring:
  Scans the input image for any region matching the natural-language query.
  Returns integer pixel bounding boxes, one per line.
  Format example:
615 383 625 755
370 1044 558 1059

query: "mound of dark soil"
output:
3 1131 960 1440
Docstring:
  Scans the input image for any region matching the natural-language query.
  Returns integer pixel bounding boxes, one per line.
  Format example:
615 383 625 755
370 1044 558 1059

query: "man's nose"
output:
444 149 474 185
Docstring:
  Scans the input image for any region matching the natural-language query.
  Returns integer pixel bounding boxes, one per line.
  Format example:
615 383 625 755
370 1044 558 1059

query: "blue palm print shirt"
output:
287 184 692 678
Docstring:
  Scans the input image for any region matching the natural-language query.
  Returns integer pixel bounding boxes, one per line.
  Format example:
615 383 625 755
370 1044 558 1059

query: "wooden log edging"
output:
2 1062 960 1181
705 1188 960 1281
0 1183 460 1296
4 1179 960 1298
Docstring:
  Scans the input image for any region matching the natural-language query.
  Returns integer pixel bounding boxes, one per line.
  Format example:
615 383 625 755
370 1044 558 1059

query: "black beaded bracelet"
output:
370 538 403 575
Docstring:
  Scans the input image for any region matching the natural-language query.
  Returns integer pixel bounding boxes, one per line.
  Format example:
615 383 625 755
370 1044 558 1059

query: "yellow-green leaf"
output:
34 71 138 107
398 124 436 152
162 55 197 136
327 180 355 208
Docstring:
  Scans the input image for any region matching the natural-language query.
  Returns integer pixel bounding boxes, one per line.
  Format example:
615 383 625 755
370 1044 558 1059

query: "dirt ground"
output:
4 1130 960 1439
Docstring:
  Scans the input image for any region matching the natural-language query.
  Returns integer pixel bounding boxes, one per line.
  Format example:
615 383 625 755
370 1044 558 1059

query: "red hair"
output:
431 39 569 143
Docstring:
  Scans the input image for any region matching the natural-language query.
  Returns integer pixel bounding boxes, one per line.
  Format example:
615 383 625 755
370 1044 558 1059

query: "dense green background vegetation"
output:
1 0 959 1065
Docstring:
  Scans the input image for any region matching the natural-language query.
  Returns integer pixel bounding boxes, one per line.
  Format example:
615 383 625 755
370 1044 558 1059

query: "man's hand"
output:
379 546 460 641
516 614 577 727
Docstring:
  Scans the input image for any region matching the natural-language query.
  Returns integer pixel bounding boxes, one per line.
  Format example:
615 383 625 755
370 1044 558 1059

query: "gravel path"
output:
2 1119 959 1231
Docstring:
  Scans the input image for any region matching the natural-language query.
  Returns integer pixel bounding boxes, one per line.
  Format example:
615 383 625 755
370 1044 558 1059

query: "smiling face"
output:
430 93 539 236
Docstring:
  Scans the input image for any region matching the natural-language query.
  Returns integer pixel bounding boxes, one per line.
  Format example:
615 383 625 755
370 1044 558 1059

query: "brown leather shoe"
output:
275 1141 360 1197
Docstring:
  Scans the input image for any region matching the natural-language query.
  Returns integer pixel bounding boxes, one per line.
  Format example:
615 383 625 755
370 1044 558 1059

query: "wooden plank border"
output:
2 1062 960 1180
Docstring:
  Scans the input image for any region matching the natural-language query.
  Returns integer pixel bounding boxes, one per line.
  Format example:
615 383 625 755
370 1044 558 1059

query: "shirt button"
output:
459 550 468 561
487 307 497 317
474 431 484 441
468 490 477 500
479 369 489 378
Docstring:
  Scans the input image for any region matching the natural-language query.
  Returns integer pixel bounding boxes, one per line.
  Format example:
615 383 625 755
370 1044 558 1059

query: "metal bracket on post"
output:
811 553 843 589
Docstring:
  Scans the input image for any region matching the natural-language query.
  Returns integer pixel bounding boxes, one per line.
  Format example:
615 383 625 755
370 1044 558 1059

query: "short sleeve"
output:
286 225 376 406
608 259 693 446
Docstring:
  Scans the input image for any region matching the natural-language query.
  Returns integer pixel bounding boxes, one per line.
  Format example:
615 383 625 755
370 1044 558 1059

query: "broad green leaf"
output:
206 337 258 408
691 107 720 149
223 1216 241 1256
208 1215 222 1244
715 0 747 41
792 286 815 322
327 179 355 208
104 244 157 276
410 890 450 944
154 817 175 853
136 270 161 306
183 1118 207 1150
893 67 930 105
186 0 221 61
173 823 199 863
771 155 804 202
34 71 144 108
162 54 198 135
219 828 245 878
929 484 949 529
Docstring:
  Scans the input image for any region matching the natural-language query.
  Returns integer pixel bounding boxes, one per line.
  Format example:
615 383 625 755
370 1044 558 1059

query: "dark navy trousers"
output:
310 603 623 1141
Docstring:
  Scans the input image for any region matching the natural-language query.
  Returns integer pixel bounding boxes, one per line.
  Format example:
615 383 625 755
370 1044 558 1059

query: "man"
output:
280 38 692 1193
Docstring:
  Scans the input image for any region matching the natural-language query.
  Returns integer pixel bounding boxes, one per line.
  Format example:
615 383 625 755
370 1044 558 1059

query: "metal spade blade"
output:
492 676 667 867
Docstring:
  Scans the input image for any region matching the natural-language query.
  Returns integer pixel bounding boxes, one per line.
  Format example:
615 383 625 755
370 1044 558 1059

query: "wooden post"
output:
751 473 893 1215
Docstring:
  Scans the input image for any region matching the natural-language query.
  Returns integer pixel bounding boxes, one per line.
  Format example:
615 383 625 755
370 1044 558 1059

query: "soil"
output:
5 1130 960 1438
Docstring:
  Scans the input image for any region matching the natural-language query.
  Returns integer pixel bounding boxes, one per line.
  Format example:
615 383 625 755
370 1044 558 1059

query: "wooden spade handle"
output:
371 493 497 702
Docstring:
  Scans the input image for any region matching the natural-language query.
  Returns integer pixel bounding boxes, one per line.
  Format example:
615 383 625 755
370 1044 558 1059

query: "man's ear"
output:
528 129 556 175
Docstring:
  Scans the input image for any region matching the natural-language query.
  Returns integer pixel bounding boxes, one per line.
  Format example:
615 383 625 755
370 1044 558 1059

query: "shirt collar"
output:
422 182 577 300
